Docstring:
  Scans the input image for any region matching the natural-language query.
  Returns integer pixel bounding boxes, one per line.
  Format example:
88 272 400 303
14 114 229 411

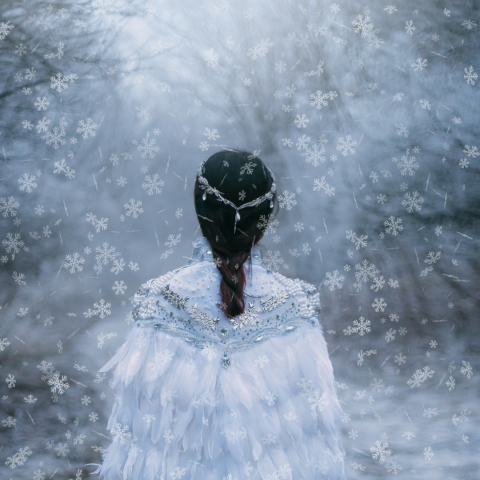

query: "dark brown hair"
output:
194 149 279 318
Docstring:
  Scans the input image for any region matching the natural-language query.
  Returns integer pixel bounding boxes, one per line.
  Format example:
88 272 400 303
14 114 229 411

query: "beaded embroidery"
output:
132 236 322 367
160 284 189 310
228 302 261 331
260 289 289 312
186 303 220 331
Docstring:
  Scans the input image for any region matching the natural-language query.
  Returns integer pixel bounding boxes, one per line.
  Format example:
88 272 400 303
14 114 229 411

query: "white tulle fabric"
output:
91 239 347 480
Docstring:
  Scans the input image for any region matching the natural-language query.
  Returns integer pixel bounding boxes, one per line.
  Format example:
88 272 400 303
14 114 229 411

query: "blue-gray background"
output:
0 0 479 478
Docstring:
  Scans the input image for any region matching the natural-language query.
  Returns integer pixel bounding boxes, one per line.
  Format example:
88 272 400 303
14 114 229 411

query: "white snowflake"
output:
402 191 424 213
63 253 85 274
346 230 368 250
142 174 164 195
18 173 38 193
461 19 477 30
324 270 344 291
204 48 220 67
336 135 357 156
372 298 387 312
77 118 98 139
394 123 409 138
263 250 286 271
0 197 19 218
310 90 329 109
407 366 435 388
246 38 274 59
278 190 297 210
411 58 427 71
405 20 415 35
384 216 403 235
463 145 479 158
112 280 127 295
352 15 374 37
302 144 326 166
124 198 144 218
463 65 478 85
137 131 160 158
293 114 309 128
313 177 335 196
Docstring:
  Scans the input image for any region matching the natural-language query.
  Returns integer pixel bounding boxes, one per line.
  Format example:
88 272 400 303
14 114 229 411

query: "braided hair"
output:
193 149 279 318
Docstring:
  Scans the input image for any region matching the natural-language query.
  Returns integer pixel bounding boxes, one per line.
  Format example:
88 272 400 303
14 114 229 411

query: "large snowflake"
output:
302 143 326 166
402 191 424 213
352 316 371 335
370 440 392 462
309 90 329 109
50 72 69 92
384 216 403 235
63 253 85 274
407 366 435 388
203 127 220 140
411 58 427 71
463 144 479 158
278 190 297 210
324 270 345 291
464 66 478 85
137 131 160 158
355 259 380 284
394 149 419 176
83 299 112 319
352 15 374 37
124 198 144 218
0 20 15 40
0 196 20 217
313 177 335 196
18 173 38 193
372 298 387 312
2 233 25 254
141 174 164 195
336 135 357 156
294 114 309 128
263 250 286 271
95 242 120 265
346 230 368 250
77 118 98 139
43 126 66 149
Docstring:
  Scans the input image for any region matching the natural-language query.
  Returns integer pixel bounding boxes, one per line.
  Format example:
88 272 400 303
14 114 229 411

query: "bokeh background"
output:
0 0 479 478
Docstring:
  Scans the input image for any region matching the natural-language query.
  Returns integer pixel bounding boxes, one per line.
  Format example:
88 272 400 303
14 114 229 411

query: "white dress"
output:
91 236 347 480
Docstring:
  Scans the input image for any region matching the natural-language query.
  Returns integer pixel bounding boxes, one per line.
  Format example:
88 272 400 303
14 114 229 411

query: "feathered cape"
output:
90 237 347 480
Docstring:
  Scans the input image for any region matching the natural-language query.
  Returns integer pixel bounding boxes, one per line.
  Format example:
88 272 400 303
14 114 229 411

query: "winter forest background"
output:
0 0 479 478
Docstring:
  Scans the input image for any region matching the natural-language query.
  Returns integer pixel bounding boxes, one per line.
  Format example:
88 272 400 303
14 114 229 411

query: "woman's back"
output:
92 236 347 480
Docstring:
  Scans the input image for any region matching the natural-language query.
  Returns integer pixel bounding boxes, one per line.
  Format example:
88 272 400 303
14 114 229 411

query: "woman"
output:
91 150 347 479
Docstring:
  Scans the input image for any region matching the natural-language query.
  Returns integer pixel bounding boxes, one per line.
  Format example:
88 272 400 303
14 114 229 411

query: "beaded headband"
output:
196 155 276 233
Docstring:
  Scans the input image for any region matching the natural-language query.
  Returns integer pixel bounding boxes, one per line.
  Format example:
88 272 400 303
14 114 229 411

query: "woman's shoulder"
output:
268 269 319 295
266 270 321 314
132 264 191 301
130 261 219 317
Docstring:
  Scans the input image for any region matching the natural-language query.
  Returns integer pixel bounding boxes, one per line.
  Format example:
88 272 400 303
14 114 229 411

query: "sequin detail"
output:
186 303 220 331
260 289 289 312
160 284 189 310
228 302 261 331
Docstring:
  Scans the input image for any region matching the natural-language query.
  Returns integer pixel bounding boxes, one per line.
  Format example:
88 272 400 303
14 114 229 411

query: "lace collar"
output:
187 236 264 267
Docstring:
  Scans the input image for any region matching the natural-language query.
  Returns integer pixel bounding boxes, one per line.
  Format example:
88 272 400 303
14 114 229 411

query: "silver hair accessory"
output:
197 156 276 233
